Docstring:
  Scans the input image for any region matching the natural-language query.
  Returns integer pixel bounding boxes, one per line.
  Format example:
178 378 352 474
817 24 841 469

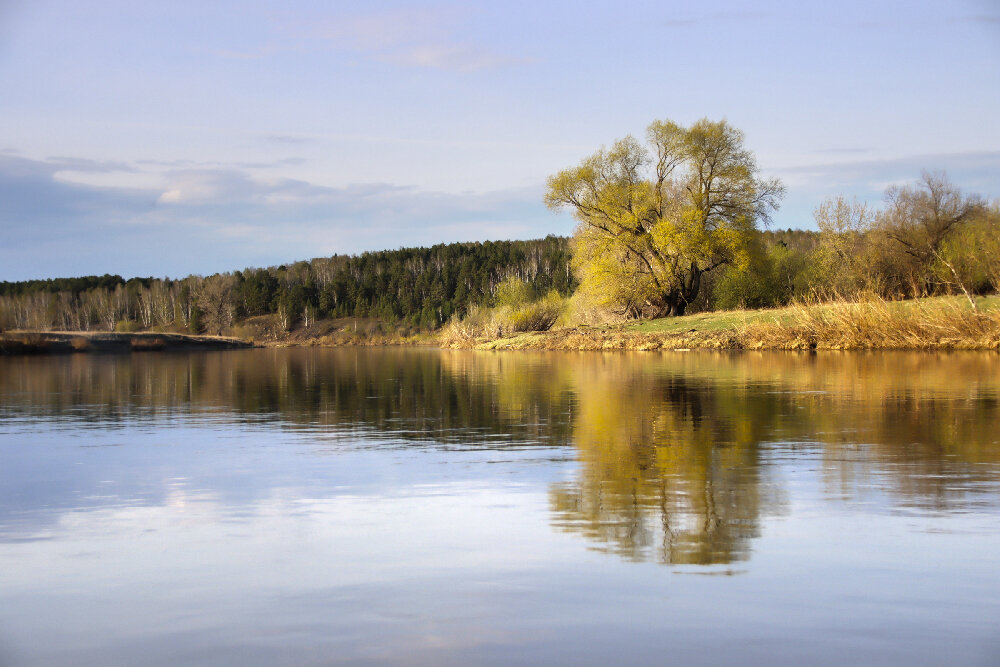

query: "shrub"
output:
440 291 567 346
494 277 536 308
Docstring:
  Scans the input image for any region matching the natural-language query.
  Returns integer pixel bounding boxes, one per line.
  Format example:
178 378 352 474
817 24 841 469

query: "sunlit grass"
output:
626 295 1000 336
468 295 1000 350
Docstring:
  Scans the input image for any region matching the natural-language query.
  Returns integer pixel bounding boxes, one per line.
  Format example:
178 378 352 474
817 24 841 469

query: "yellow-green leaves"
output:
547 118 783 317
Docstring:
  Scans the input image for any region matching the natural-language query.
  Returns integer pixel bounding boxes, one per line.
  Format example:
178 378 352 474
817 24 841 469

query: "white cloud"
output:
0 155 565 279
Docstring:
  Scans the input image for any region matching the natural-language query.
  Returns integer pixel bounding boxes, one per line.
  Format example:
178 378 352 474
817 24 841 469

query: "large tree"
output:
545 118 784 316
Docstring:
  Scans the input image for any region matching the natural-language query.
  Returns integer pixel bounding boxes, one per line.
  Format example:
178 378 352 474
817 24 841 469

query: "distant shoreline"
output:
0 331 252 355
5 296 999 355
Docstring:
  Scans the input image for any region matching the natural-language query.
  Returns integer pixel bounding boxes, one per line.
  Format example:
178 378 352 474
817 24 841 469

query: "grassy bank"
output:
453 296 1000 351
7 296 998 354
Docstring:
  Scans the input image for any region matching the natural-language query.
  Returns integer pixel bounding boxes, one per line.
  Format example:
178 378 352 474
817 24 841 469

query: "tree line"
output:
546 118 998 318
707 173 1000 312
3 118 998 336
0 237 575 334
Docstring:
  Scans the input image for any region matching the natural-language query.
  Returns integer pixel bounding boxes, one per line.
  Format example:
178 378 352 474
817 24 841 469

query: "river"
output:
1 348 999 665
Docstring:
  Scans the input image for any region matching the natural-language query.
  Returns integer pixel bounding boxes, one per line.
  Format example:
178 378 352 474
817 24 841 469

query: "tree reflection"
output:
546 352 1000 564
548 356 780 565
3 349 1000 565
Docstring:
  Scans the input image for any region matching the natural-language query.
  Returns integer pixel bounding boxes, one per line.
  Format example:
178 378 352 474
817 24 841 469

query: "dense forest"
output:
0 236 575 334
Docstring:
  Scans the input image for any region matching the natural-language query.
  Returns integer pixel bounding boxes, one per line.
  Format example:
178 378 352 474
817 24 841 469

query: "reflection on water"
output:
548 352 1000 563
3 349 1000 560
0 348 574 446
550 365 775 565
2 349 1000 664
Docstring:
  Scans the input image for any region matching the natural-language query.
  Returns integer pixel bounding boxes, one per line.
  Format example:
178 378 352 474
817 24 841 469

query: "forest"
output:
0 237 575 335
2 118 998 342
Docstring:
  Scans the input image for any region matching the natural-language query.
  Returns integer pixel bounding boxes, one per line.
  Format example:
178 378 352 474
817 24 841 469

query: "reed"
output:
737 296 1000 350
439 295 565 347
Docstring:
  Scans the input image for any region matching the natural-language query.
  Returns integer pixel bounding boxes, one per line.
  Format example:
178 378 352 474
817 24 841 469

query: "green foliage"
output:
546 118 784 317
236 270 279 317
308 237 574 325
934 204 1000 295
114 319 139 333
188 305 203 334
713 240 809 310
504 291 565 333
0 274 125 297
493 277 536 308
0 237 575 334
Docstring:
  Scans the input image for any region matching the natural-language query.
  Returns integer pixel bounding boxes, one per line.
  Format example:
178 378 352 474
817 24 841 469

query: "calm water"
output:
1 348 999 665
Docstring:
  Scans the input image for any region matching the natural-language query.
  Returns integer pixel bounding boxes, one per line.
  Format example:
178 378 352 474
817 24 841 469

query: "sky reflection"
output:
2 349 1000 664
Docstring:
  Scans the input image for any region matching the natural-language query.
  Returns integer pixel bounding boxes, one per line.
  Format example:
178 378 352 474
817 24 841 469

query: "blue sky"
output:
1 0 998 280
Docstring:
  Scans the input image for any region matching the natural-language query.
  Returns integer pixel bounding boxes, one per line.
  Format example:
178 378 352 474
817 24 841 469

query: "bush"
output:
494 277 536 308
114 319 139 333
440 291 567 346
713 242 809 310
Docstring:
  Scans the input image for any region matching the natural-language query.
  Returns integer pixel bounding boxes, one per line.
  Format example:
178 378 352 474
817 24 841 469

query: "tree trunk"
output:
662 263 703 317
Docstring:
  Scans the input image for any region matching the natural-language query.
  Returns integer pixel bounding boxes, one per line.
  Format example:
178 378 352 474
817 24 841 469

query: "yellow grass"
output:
449 296 1000 351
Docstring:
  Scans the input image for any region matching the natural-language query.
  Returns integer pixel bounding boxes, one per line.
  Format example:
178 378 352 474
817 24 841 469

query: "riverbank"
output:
450 296 1000 351
0 331 251 355
6 296 998 354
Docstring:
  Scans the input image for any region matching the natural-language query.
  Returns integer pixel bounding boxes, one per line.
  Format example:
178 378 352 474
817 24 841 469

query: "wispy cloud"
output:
199 6 529 72
812 147 873 156
46 156 137 173
767 150 1000 228
156 169 334 205
134 157 306 170
293 7 529 73
236 158 308 169
778 150 1000 189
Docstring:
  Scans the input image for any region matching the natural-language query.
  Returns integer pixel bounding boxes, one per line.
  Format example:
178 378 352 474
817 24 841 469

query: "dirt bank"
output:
0 331 252 355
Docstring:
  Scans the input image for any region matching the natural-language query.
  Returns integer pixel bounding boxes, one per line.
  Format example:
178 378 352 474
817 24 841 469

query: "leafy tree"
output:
546 118 784 316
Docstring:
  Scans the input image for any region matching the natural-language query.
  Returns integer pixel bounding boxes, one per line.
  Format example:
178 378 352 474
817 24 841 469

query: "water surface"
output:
1 348 999 665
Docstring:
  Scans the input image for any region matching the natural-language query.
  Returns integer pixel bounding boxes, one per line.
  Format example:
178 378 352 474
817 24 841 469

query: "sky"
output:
1 0 998 280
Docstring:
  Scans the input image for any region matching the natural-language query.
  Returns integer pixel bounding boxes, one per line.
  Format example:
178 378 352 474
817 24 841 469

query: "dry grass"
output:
454 295 1000 351
440 295 565 348
739 296 1000 350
